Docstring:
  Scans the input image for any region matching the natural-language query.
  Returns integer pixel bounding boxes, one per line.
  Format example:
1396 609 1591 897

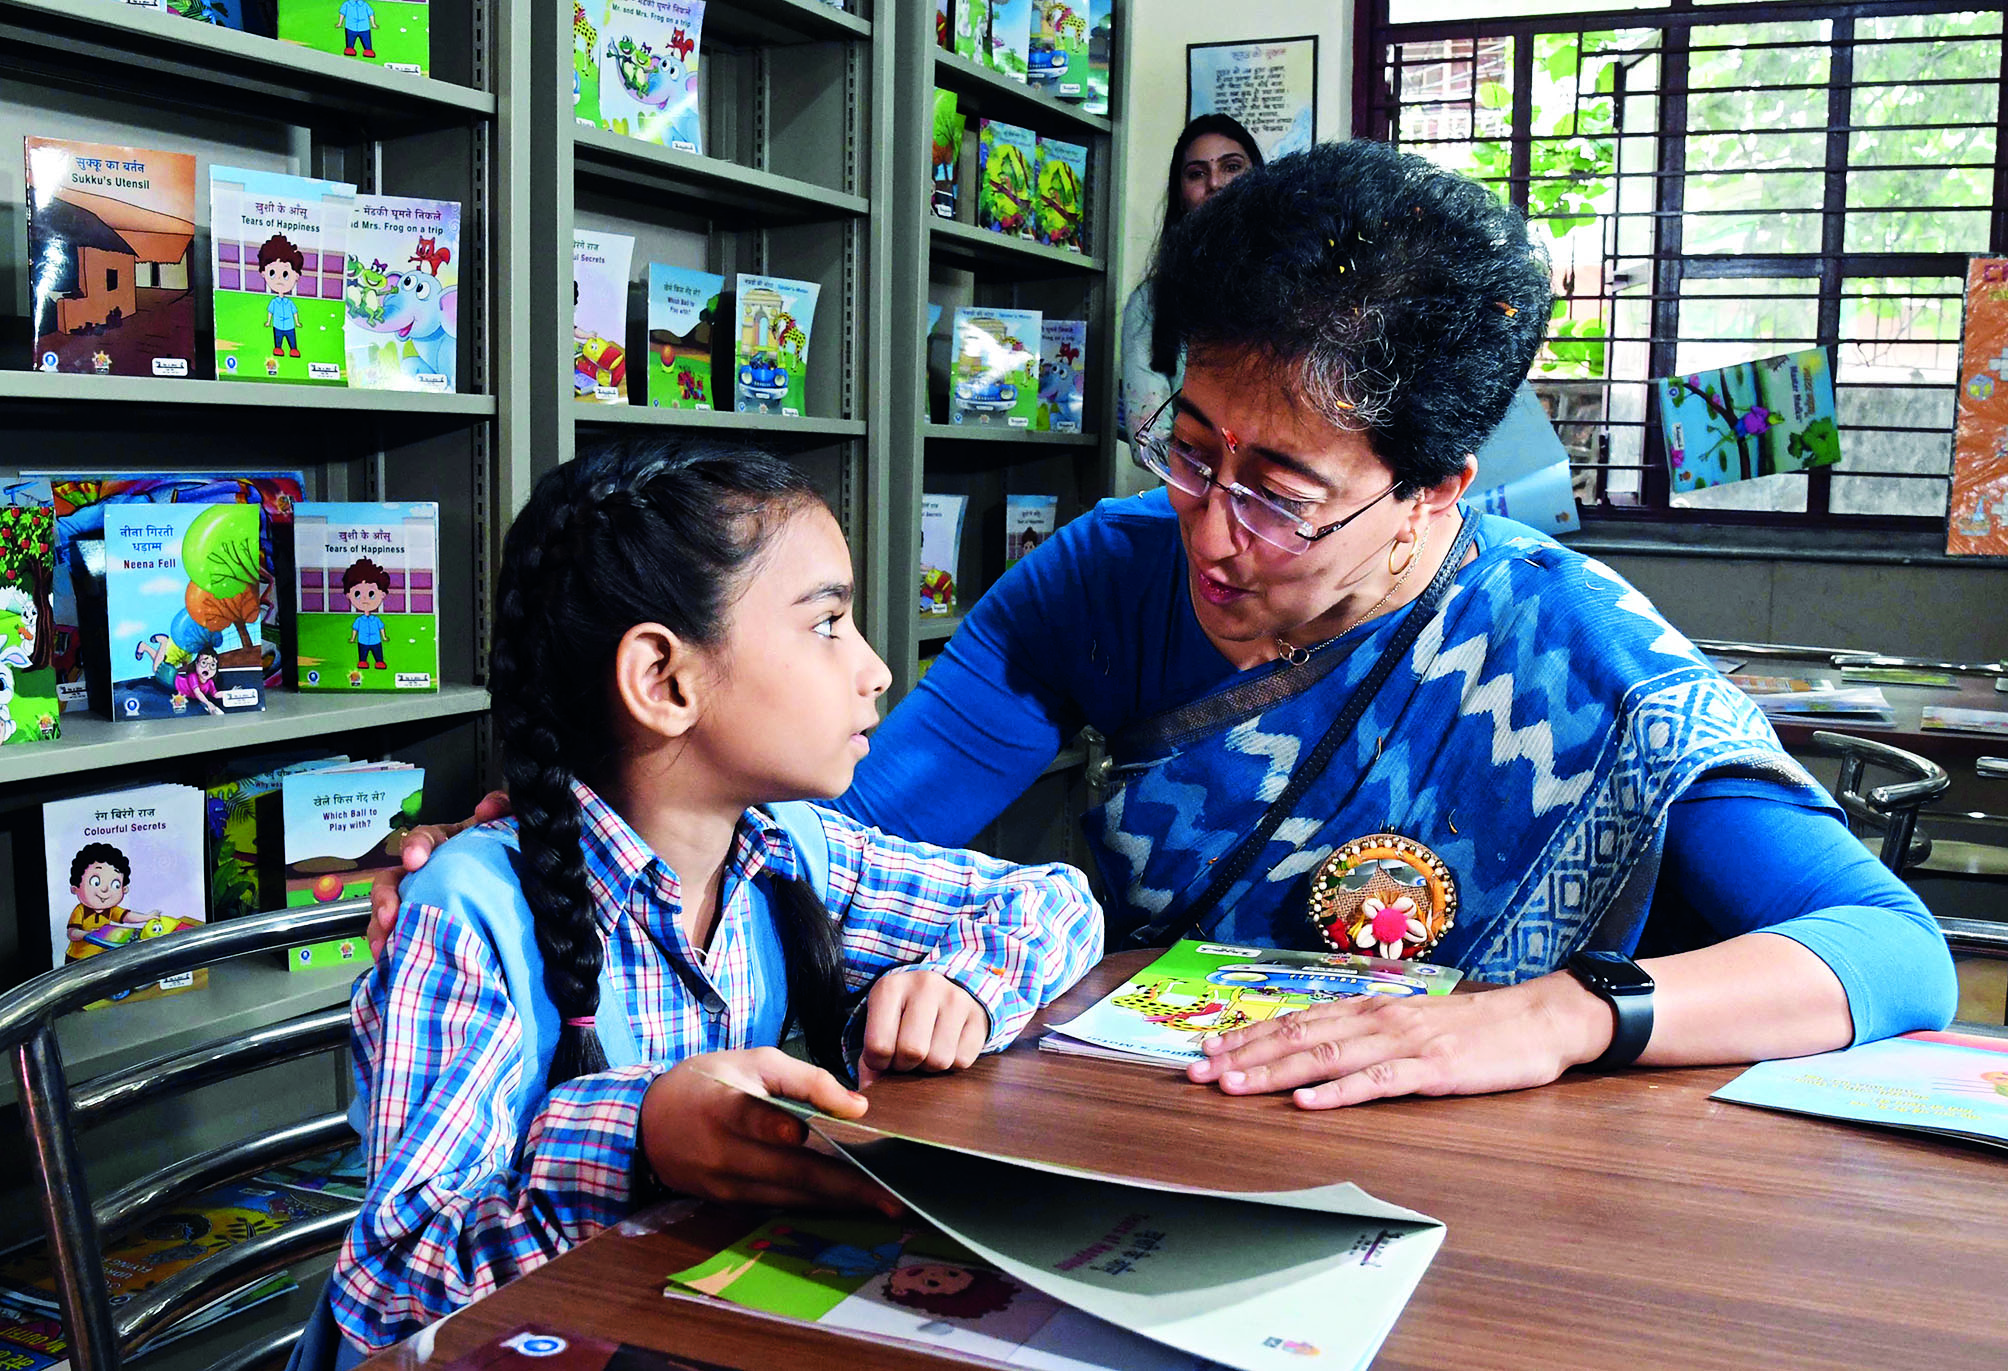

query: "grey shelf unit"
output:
545 1 893 648
0 0 534 1320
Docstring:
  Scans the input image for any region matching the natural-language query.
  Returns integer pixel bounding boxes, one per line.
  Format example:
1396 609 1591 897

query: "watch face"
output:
1571 950 1655 996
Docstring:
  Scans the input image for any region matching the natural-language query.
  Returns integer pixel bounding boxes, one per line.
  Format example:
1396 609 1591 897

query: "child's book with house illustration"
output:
25 138 196 379
674 1090 1446 1371
1036 317 1085 432
277 0 430 74
597 0 704 151
211 166 356 386
0 481 61 746
1715 1030 2008 1150
293 502 439 692
950 306 1040 428
36 473 302 710
732 273 819 416
41 782 206 1006
572 229 635 404
104 502 270 720
1655 346 1840 493
282 761 421 969
1042 940 1463 1067
344 193 461 392
646 263 723 410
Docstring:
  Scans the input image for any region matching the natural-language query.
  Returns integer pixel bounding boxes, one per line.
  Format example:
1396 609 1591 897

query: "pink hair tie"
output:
564 1017 595 1028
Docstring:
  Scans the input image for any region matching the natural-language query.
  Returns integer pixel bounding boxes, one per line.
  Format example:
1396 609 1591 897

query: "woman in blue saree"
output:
386 140 1952 1126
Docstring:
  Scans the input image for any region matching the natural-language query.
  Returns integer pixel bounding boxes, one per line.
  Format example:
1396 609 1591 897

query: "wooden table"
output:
363 953 2008 1371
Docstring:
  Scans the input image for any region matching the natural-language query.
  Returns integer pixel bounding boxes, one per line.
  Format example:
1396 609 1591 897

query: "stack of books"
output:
1726 674 1895 725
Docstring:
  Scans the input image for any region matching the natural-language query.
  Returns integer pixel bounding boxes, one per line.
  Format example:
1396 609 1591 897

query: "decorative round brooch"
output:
1306 832 1458 961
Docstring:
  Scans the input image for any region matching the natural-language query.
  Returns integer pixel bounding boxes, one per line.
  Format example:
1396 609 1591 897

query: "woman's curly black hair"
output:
489 437 852 1086
1150 138 1554 496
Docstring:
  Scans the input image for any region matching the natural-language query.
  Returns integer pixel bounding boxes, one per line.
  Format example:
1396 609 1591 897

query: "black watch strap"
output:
1567 951 1655 1071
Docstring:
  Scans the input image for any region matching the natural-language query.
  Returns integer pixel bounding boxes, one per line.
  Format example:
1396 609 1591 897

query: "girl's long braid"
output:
489 438 852 1086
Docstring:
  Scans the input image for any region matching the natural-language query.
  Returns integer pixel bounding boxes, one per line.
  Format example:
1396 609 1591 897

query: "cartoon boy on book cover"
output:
338 0 377 58
64 843 160 962
258 235 305 361
344 558 390 670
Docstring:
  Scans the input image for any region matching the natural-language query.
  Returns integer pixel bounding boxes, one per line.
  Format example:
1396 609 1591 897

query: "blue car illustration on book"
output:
954 377 1017 415
1204 960 1432 999
737 353 790 403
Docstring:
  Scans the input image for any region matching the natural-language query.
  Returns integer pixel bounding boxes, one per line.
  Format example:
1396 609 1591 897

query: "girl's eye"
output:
814 614 842 640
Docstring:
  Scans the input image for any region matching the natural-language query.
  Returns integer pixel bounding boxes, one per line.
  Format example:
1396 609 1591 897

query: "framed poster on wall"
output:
1185 36 1318 161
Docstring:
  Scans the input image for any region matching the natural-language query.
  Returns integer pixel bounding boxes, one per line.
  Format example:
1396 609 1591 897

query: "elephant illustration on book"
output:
356 270 458 388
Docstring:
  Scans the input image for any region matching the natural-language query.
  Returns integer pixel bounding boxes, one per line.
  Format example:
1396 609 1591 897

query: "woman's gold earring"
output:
1388 538 1418 577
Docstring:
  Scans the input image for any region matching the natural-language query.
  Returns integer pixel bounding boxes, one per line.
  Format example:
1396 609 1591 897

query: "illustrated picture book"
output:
1947 258 2008 556
732 273 820 416
976 119 1035 238
104 501 269 720
950 306 1041 428
1033 134 1086 251
345 193 460 392
41 782 206 1006
277 0 430 74
702 1089 1445 1371
669 1214 1217 1371
282 761 422 968
930 88 965 220
1655 346 1840 493
573 229 635 403
1042 940 1463 1067
38 474 302 708
598 0 704 152
26 138 196 379
1839 665 1958 688
1036 317 1085 433
1470 384 1581 534
1725 674 1895 722
293 502 439 691
1004 493 1056 570
918 492 965 617
952 0 989 62
0 481 60 746
1920 705 2008 736
426 1325 754 1371
985 0 1032 80
1085 0 1112 115
1713 1030 2008 1150
211 165 356 385
1029 0 1088 97
206 755 352 922
647 262 723 410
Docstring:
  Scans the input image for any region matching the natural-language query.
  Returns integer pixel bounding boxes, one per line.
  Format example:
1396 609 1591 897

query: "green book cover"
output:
210 166 355 386
0 482 60 746
647 263 723 409
930 88 965 220
952 0 988 62
1042 940 1462 1067
986 0 1031 80
950 306 1040 429
281 762 421 966
732 273 820 417
293 502 439 692
977 120 1035 238
278 0 430 75
1033 135 1086 252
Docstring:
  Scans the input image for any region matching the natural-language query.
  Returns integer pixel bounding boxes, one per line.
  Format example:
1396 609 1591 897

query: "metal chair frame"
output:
0 900 370 1371
1812 730 1950 875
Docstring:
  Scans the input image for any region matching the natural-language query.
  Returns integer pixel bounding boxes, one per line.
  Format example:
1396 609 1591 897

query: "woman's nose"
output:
1187 483 1246 560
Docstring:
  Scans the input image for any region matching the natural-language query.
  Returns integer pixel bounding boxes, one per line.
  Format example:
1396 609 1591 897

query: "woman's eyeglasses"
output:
1130 393 1395 556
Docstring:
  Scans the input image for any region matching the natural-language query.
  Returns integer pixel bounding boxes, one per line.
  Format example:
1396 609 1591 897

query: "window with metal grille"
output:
1355 0 2008 528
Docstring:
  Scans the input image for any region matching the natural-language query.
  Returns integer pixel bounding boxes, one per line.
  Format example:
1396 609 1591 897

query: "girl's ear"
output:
611 621 705 741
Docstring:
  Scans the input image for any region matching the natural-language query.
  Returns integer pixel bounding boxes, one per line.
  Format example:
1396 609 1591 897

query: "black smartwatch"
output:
1565 950 1655 1071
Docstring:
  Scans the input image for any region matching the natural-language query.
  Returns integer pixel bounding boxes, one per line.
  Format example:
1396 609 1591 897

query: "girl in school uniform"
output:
321 439 1103 1364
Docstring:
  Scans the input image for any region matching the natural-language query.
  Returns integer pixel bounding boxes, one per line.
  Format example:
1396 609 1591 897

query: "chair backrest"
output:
1810 730 1950 876
0 900 370 1371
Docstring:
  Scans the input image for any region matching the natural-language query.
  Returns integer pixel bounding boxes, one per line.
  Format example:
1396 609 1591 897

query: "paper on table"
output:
752 1094 1444 1371
1713 1030 2008 1150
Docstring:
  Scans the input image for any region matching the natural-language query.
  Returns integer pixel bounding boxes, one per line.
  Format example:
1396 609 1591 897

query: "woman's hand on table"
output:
641 1048 902 1216
367 790 513 958
1186 974 1615 1108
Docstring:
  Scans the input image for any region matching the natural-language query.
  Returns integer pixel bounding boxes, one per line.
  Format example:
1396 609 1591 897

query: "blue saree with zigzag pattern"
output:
1088 511 1832 984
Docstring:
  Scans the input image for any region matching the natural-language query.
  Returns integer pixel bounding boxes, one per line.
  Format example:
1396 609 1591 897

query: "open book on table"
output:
670 1086 1445 1371
1039 940 1462 1068
1712 1029 2008 1150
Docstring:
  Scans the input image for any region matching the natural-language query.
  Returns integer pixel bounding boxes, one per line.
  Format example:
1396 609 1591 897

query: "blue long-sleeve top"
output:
835 491 1957 1045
